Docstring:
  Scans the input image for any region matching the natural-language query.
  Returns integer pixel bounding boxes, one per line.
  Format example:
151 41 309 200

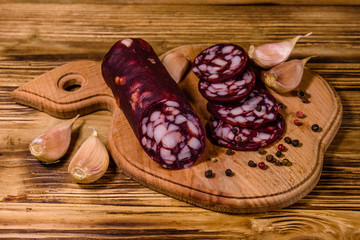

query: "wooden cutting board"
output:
11 44 342 213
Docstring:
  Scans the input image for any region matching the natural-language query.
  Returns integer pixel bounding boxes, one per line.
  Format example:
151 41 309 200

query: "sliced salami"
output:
210 114 285 151
198 69 255 103
207 89 280 127
102 38 206 169
192 43 248 82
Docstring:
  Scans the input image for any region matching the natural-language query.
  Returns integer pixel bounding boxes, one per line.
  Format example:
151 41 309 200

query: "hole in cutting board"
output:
57 73 86 92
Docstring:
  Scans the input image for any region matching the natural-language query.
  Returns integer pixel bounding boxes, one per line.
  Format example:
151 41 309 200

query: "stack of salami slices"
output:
192 43 285 151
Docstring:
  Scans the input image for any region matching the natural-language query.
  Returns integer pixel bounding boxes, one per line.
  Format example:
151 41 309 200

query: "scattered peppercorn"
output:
296 111 304 118
258 162 266 169
302 98 310 103
231 127 239 134
292 139 300 147
225 149 235 155
294 119 302 126
275 159 282 166
311 124 320 132
297 89 306 98
255 105 262 112
225 169 233 176
236 136 242 142
258 148 266 155
210 157 217 163
281 159 290 166
248 160 257 168
266 154 274 163
278 144 286 151
205 170 213 178
284 137 292 144
278 103 286 109
210 115 215 122
276 150 282 157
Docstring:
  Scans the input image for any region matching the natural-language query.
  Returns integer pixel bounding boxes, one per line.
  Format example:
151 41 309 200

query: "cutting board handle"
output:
11 60 116 118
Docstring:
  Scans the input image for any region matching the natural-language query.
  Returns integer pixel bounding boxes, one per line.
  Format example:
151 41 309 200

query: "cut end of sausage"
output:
139 100 206 170
192 43 248 82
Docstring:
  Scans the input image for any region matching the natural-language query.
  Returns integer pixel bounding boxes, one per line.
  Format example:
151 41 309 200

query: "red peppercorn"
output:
294 119 302 126
278 144 286 151
296 111 304 118
258 162 266 169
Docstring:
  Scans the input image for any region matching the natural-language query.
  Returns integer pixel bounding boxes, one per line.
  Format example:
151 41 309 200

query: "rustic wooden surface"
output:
0 1 359 239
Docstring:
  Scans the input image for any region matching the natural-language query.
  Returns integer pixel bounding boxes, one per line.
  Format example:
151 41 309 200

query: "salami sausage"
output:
102 38 206 169
192 43 248 82
207 89 280 127
210 114 285 151
198 69 255 103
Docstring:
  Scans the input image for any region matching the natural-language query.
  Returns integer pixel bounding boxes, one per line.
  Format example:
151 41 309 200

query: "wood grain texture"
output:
0 1 359 238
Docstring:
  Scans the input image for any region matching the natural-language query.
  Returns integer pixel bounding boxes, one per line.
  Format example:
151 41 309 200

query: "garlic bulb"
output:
68 129 109 184
29 114 79 164
162 52 189 83
249 32 312 69
261 56 314 93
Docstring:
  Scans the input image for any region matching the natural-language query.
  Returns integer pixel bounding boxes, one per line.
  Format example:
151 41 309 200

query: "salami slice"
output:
102 38 206 170
210 114 285 151
207 89 280 127
192 43 248 82
198 69 255 103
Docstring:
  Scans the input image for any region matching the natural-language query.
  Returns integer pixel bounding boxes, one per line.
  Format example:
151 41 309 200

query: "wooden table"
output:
1 1 359 238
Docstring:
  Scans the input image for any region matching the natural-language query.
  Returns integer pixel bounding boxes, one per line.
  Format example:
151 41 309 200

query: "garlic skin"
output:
249 32 312 69
262 56 314 93
68 129 109 184
29 114 79 164
162 52 189 83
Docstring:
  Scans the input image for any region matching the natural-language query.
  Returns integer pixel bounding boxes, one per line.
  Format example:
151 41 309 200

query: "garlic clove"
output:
29 114 79 164
68 129 109 184
261 56 314 93
249 32 312 69
162 52 189 83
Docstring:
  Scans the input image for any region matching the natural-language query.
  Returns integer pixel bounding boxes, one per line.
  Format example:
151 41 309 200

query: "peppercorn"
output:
225 149 235 155
248 160 257 168
294 119 302 126
255 105 262 112
284 137 292 144
276 150 282 157
204 170 213 178
302 98 310 103
296 111 304 118
231 127 239 134
281 159 290 166
311 124 320 132
258 162 266 169
278 103 286 109
278 144 286 151
266 154 274 163
225 169 233 176
292 139 300 147
275 159 282 166
258 148 266 155
297 89 306 98
236 136 242 142
210 116 215 122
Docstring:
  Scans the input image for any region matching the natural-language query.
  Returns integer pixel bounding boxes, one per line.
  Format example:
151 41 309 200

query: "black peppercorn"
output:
297 89 306 98
278 102 286 109
275 150 282 157
225 149 235 155
266 154 274 163
258 148 266 155
204 170 213 178
210 116 215 122
231 127 239 134
248 160 257 168
225 169 233 176
255 105 262 112
292 139 300 147
311 124 320 132
284 137 292 144
301 98 310 103
236 136 242 142
281 159 290 166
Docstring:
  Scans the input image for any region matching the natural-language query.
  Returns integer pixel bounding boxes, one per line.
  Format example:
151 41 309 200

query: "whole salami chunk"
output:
192 43 248 82
102 38 206 170
207 89 280 127
198 69 255 103
210 114 285 151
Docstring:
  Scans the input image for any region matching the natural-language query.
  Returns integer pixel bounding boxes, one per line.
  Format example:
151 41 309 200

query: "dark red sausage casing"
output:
102 38 206 169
